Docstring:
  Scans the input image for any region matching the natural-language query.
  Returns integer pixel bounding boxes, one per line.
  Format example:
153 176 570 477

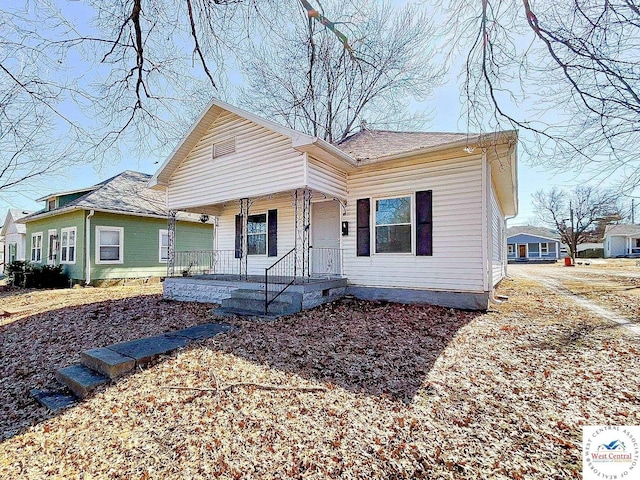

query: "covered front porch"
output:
164 188 348 315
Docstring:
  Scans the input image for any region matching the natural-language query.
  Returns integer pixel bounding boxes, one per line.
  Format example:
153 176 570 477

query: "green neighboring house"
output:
18 170 213 284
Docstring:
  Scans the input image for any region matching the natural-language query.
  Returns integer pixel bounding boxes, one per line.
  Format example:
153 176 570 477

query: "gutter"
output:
85 210 95 285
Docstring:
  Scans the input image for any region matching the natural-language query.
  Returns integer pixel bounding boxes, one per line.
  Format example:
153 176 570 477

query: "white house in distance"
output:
1 209 33 268
604 224 640 257
150 99 518 311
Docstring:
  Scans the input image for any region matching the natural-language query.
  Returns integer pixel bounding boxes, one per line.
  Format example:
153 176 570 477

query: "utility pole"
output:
632 199 635 224
569 200 575 263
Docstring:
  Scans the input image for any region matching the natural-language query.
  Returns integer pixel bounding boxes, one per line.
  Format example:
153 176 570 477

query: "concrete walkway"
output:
32 322 233 411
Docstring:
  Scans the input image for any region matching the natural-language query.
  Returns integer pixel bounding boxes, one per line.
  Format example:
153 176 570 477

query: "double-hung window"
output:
31 232 43 262
541 243 549 255
375 196 412 253
159 230 169 263
96 226 124 264
247 214 267 255
60 227 77 264
508 244 515 255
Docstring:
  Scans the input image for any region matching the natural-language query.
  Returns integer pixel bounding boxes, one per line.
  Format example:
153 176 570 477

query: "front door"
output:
518 244 527 258
311 200 341 276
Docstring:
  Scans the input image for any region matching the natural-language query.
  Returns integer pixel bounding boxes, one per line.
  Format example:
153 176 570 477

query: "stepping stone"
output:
167 322 233 340
30 389 78 412
56 364 110 399
108 334 189 366
81 347 135 379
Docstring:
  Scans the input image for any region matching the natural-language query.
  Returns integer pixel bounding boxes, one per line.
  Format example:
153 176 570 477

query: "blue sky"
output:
1 0 620 225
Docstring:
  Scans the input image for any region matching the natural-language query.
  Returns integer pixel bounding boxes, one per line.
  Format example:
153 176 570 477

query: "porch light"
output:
200 214 210 223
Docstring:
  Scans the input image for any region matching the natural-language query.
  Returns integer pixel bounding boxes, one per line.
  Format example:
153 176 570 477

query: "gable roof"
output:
604 224 640 236
149 99 518 216
149 98 357 188
19 171 192 222
507 225 560 241
0 209 34 235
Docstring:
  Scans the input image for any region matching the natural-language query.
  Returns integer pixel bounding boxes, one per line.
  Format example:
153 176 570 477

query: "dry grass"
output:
1 279 639 479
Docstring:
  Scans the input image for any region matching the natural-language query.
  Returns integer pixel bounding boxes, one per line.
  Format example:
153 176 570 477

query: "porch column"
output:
239 198 250 278
293 188 312 278
167 209 177 277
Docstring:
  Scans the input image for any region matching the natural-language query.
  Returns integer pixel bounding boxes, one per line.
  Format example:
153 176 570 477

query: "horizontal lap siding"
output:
167 112 305 210
91 213 213 280
306 157 348 198
344 155 485 292
490 184 506 285
216 196 296 275
25 210 86 280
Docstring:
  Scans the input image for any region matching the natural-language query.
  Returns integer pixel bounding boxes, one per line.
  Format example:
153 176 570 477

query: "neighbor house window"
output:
60 227 77 264
159 229 169 263
8 243 17 263
541 243 549 255
247 214 267 255
375 196 412 253
47 199 56 211
31 232 43 262
508 244 515 255
96 226 124 264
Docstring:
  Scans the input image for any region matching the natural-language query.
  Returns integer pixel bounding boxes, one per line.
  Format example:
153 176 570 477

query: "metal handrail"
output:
265 248 296 315
173 250 239 276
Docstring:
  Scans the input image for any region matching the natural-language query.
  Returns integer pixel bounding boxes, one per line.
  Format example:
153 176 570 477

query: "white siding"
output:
306 157 348 199
490 183 506 285
5 232 26 261
167 112 305 210
343 155 486 292
216 195 296 275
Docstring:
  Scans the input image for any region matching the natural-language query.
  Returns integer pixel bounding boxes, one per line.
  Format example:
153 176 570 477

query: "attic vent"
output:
213 138 236 158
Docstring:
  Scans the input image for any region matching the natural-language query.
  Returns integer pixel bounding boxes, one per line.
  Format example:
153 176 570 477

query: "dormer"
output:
37 187 99 212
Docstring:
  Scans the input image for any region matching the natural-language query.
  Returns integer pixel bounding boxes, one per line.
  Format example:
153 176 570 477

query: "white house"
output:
604 224 640 257
150 99 518 311
0 209 33 269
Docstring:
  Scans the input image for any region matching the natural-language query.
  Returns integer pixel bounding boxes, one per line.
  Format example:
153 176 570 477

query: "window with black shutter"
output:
268 209 277 257
234 214 242 258
356 198 371 256
415 190 433 256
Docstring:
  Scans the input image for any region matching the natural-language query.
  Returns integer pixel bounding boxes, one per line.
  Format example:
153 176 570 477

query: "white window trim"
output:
540 242 549 255
95 226 124 265
373 194 414 255
247 212 268 256
159 229 169 263
60 226 77 264
507 244 515 255
31 232 43 263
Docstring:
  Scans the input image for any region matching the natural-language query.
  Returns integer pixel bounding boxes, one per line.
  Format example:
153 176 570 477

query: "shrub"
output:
7 261 68 288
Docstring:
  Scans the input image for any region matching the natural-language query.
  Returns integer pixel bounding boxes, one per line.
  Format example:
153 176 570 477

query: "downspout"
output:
484 153 504 305
85 210 95 285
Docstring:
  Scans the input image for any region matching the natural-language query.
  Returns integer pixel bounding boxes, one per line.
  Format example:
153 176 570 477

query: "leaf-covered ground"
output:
1 277 639 479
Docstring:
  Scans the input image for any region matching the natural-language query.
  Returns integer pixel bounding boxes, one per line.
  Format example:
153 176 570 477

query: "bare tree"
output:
1 0 395 195
238 0 442 142
533 186 621 262
439 0 640 191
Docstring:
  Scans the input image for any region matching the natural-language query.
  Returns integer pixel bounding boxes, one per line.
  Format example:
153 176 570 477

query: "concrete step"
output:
221 297 300 316
231 288 302 305
56 364 110 399
31 388 78 412
81 347 135 379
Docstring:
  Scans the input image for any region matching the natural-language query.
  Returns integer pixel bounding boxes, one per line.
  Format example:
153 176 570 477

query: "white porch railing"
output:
310 247 343 277
173 250 240 276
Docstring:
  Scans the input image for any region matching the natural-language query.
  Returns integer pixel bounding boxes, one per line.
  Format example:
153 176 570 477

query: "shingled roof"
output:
20 171 193 222
335 130 471 162
506 225 560 240
604 224 640 236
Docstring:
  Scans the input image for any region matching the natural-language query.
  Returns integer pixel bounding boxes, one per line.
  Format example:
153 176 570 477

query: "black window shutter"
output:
268 209 277 257
416 190 433 256
235 214 242 258
356 198 371 256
